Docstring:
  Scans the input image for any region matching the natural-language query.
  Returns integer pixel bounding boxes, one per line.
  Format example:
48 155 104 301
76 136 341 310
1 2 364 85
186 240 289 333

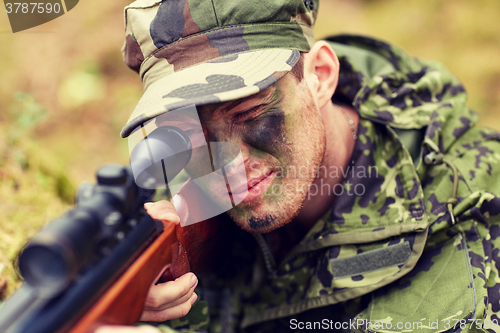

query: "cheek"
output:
243 111 288 155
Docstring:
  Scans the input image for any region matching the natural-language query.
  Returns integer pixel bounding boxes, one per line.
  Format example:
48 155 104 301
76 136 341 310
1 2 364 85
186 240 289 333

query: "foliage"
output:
0 121 74 296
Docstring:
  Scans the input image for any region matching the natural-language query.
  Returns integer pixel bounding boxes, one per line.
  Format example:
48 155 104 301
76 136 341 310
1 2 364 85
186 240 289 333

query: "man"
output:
99 0 500 332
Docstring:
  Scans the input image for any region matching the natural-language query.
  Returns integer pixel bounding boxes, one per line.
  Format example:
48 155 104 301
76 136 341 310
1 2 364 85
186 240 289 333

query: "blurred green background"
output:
0 0 499 298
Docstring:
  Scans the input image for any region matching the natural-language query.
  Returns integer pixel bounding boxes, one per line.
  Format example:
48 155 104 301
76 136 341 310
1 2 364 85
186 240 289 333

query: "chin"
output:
227 193 303 234
230 214 289 234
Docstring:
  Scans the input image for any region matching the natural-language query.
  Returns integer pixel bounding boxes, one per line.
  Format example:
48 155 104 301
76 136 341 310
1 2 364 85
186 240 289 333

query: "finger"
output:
144 273 198 310
144 280 196 311
140 293 197 322
144 200 180 223
94 325 161 333
144 272 197 310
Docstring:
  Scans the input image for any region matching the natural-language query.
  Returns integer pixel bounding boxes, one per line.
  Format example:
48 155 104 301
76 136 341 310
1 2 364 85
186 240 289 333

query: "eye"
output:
231 106 262 123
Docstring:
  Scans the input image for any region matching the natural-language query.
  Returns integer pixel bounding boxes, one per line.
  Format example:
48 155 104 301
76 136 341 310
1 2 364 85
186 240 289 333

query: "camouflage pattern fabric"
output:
120 0 317 138
142 34 500 333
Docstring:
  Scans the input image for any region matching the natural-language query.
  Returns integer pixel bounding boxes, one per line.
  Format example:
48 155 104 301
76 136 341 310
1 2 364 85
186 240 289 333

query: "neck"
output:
292 102 358 230
264 102 359 263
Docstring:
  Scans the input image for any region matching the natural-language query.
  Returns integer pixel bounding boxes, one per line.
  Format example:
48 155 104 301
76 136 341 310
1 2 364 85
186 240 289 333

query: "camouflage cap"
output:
120 0 318 138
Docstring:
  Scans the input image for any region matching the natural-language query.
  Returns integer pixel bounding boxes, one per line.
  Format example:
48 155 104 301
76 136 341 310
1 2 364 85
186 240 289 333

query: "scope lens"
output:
19 244 69 290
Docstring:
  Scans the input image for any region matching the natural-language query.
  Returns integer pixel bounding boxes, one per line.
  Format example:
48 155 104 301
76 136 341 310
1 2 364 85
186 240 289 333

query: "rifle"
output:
0 121 240 333
0 164 187 333
0 126 200 333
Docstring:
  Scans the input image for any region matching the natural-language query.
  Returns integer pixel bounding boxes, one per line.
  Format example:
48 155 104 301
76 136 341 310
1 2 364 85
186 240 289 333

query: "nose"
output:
239 142 251 164
211 140 250 177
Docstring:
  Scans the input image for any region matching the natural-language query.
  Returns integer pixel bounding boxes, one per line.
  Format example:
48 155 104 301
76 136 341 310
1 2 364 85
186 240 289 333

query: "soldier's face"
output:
197 73 326 233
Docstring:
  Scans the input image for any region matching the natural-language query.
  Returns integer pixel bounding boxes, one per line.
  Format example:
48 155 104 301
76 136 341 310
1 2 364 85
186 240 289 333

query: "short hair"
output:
289 53 305 82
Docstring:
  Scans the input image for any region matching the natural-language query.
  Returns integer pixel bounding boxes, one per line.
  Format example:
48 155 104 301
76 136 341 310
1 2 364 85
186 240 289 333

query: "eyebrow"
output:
211 87 277 119
212 98 249 118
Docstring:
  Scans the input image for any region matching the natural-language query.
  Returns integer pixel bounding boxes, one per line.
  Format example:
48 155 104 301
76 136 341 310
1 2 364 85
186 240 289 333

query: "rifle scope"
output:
18 208 101 292
17 164 140 292
17 126 193 293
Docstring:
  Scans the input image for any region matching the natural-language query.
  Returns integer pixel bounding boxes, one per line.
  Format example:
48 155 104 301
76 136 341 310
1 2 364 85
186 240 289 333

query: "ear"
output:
303 41 340 109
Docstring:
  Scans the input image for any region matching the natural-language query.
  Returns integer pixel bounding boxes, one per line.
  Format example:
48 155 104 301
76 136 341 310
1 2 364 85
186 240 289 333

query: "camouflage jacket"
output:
152 35 500 333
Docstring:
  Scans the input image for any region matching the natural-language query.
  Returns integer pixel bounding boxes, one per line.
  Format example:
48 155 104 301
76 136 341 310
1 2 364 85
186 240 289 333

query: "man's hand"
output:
94 200 198 332
142 200 197 322
140 268 198 322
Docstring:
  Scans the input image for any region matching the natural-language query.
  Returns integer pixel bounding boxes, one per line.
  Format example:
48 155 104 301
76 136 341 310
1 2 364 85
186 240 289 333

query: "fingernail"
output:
190 293 197 305
159 210 180 223
190 274 197 288
144 202 154 209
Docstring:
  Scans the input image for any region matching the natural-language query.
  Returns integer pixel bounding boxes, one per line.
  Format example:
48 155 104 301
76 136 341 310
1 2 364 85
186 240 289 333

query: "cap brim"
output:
121 48 300 138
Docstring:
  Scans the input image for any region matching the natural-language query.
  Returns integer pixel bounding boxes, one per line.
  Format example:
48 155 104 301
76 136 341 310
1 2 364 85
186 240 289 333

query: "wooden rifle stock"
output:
69 221 178 333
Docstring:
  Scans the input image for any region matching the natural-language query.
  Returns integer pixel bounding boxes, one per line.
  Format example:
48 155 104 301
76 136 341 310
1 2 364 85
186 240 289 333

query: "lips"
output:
229 170 275 203
249 172 273 191
229 170 270 193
